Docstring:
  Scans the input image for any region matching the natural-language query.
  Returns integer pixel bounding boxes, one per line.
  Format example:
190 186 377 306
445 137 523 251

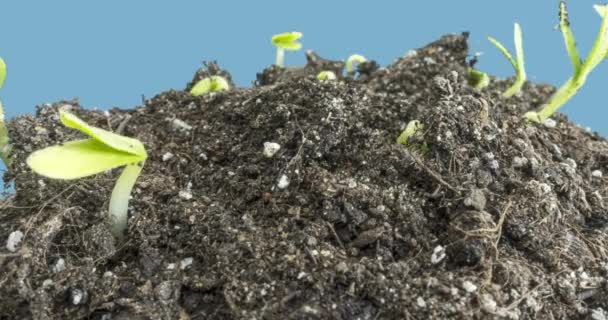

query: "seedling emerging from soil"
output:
26 110 147 239
467 68 490 90
190 76 230 96
488 23 526 97
397 120 424 146
0 57 10 167
346 54 367 76
526 2 608 123
271 32 303 67
317 70 337 81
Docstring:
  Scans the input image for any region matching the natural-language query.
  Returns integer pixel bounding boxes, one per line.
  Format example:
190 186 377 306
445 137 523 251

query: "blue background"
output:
0 1 606 134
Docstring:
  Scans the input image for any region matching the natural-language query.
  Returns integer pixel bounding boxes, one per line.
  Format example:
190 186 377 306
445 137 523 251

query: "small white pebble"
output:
178 190 193 200
162 152 174 162
263 142 281 158
180 257 193 270
166 263 176 270
416 297 426 308
592 170 603 178
6 230 24 252
171 118 193 131
431 245 446 264
277 175 290 189
297 272 308 280
543 118 557 128
462 281 478 293
52 258 66 273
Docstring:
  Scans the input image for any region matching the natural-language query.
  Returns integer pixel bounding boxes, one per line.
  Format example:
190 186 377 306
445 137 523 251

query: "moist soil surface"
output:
2 34 608 320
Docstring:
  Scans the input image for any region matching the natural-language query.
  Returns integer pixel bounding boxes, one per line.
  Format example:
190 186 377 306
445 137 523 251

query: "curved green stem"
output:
109 163 143 239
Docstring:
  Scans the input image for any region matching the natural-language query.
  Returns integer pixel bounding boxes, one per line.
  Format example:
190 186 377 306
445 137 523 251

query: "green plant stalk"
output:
526 3 608 123
109 163 143 239
346 54 366 76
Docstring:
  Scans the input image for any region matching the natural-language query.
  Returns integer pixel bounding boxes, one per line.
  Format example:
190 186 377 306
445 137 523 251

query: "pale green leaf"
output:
488 36 517 70
397 120 424 146
513 23 526 79
59 110 146 157
26 139 144 180
271 32 303 50
560 1 582 74
190 76 230 96
0 57 6 89
582 3 608 76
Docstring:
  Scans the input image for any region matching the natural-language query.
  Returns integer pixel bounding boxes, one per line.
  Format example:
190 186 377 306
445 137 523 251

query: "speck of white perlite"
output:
263 142 281 158
543 118 557 128
162 152 174 162
277 175 290 189
462 281 478 293
592 170 603 178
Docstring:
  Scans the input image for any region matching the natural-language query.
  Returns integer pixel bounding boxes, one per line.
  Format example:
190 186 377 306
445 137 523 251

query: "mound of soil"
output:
2 33 608 319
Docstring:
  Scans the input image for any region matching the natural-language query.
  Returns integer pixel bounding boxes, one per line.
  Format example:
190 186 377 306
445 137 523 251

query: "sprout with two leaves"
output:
27 110 147 240
526 2 608 123
271 32 303 67
488 23 527 98
190 75 230 96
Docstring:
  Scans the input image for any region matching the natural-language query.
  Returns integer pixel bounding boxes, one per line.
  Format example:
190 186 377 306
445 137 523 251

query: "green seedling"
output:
467 68 490 90
271 32 303 67
526 2 608 123
317 70 337 81
488 23 527 97
397 120 424 146
0 57 10 167
346 54 367 76
26 110 147 240
190 75 230 97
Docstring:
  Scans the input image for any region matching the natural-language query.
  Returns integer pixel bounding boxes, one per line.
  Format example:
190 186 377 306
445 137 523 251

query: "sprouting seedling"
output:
271 32 303 67
317 70 337 82
0 57 10 167
26 110 147 240
488 23 526 98
190 75 230 97
397 120 424 146
346 54 367 76
526 2 608 123
467 68 490 90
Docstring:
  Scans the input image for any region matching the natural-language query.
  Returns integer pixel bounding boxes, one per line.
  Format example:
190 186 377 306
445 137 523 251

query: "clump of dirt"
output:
2 33 608 319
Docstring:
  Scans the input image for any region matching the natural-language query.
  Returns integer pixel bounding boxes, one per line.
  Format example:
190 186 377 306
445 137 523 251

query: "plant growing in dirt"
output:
190 75 230 96
271 32 303 67
467 68 490 90
526 2 608 123
317 70 337 81
397 120 424 147
346 54 367 77
488 23 526 98
26 110 147 239
0 57 10 167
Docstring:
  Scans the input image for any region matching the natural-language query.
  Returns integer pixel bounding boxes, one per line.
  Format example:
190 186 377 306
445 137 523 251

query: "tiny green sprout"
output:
190 76 230 97
317 70 337 82
346 54 367 76
488 23 527 98
397 120 424 146
0 57 10 167
467 68 490 90
271 32 303 67
526 2 608 123
26 110 147 240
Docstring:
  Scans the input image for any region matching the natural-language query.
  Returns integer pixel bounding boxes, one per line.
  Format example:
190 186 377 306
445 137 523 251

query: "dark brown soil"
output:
2 33 608 319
